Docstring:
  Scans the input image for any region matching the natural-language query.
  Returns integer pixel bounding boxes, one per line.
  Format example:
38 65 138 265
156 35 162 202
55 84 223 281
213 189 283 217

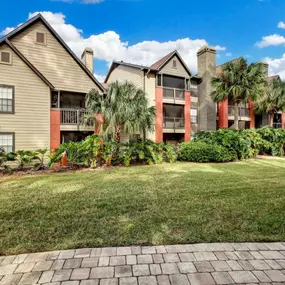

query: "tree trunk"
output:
114 125 121 144
268 113 273 127
233 102 239 130
142 128 146 142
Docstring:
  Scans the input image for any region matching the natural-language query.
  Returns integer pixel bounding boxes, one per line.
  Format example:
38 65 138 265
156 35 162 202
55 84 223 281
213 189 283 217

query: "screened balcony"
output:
157 74 189 103
228 105 250 118
163 104 185 132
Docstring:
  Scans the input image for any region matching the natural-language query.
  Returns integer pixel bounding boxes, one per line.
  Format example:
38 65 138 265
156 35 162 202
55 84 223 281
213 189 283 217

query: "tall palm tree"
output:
255 78 285 126
85 81 155 143
211 58 267 129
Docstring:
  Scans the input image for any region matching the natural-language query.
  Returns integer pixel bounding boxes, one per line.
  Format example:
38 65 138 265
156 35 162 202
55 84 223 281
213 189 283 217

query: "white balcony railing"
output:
60 108 90 125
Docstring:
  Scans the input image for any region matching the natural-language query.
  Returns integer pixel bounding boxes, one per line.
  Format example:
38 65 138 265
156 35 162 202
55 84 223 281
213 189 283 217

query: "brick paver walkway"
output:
1 243 285 285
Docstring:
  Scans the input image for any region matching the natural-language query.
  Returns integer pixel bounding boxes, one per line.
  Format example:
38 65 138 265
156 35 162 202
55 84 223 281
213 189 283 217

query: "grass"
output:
0 159 285 255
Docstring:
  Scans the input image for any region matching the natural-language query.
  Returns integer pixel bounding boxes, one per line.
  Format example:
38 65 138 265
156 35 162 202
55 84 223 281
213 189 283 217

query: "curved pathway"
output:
0 243 285 285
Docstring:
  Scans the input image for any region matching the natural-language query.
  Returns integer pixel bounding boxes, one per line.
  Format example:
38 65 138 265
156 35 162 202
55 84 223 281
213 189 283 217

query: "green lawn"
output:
0 160 285 255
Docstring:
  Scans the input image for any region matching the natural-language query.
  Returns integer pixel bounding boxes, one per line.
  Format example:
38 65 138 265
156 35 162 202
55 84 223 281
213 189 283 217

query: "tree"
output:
254 78 285 127
85 81 155 143
211 58 267 130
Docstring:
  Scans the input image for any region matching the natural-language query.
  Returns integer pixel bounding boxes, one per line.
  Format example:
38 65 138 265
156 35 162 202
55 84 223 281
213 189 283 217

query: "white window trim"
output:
35 32 47 45
0 50 12 65
0 133 15 153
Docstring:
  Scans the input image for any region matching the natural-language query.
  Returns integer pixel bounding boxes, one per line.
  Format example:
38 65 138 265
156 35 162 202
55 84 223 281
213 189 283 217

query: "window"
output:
0 51 12 64
0 85 14 113
191 108 198 124
157 74 162 86
163 75 185 89
36 32 46 45
0 133 14 153
173 60 177 68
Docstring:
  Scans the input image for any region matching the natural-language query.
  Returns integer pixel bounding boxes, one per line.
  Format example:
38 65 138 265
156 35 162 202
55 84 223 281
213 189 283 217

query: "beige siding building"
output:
0 13 104 152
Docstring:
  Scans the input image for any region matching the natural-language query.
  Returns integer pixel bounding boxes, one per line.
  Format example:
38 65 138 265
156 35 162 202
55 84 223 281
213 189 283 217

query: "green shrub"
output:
256 127 285 156
49 134 101 168
163 144 177 163
178 142 236 162
194 129 251 159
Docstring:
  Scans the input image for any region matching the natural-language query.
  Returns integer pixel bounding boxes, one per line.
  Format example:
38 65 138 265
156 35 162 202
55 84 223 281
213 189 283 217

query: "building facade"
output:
1 15 284 152
0 14 104 153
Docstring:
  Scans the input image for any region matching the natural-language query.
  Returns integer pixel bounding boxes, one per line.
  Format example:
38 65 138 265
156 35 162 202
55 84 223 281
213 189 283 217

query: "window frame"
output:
0 50 12 65
191 108 198 124
0 85 15 114
35 32 47 45
0 132 15 153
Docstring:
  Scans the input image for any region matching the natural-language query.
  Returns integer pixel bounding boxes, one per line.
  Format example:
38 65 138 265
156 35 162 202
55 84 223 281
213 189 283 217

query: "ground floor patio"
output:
0 243 285 284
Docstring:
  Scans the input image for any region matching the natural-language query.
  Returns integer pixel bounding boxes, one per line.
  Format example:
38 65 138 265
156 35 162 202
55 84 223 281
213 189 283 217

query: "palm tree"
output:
85 81 155 143
255 78 285 126
211 58 267 129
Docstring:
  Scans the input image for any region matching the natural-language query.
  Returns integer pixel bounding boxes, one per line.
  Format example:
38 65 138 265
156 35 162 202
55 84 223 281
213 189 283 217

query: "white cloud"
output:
278 21 285 29
0 27 15 36
1 11 226 79
226 52 232 57
256 34 285 48
94 73 106 83
265 54 285 80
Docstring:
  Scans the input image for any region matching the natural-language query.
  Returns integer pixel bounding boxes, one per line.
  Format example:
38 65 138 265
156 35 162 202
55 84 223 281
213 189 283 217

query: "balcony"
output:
163 117 185 131
228 106 250 118
60 108 93 131
273 122 282 129
163 88 185 103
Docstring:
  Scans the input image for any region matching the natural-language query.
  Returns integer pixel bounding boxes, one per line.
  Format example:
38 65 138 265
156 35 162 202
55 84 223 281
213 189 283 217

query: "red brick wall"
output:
282 113 285 129
218 99 228 128
249 100 255 129
184 91 191 141
155 88 163 142
50 110 60 150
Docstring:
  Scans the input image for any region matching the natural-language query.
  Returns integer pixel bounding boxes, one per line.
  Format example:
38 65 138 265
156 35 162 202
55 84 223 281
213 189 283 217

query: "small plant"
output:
33 149 48 170
10 150 38 170
0 147 13 174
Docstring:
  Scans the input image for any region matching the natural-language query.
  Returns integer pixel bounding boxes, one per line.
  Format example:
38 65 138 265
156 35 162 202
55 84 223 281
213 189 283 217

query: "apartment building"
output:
105 50 205 143
106 47 285 143
0 14 104 153
1 15 284 152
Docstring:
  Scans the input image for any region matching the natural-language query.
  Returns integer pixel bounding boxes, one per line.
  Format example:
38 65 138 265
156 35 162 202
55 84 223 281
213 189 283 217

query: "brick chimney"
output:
81 47 94 73
197 46 217 131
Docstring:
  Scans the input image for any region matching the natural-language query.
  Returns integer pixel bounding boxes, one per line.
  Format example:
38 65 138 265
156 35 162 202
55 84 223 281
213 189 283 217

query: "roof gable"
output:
151 50 192 76
0 39 54 88
0 14 105 93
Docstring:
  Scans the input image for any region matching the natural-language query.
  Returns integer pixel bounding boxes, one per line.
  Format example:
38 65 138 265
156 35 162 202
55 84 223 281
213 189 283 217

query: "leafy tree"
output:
86 81 155 143
211 58 267 129
254 78 285 126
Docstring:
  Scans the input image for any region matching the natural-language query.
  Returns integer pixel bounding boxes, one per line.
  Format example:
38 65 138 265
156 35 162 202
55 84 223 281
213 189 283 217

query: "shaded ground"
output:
0 160 285 255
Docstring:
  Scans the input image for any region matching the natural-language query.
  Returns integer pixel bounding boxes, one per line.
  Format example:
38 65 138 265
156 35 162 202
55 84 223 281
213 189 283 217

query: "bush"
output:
49 134 101 168
256 127 285 156
178 142 237 162
194 129 255 159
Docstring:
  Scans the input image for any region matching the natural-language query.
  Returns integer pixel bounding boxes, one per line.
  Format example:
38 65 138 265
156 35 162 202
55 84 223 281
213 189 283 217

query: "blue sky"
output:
1 0 285 81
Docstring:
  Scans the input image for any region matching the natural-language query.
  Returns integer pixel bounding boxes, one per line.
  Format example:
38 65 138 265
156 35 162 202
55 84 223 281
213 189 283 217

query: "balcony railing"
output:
60 108 90 125
163 117 185 129
163 88 185 101
273 123 282 129
228 106 250 117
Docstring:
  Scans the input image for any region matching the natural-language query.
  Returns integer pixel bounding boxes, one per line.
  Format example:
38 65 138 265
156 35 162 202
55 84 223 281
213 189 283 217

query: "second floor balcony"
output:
228 106 250 118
